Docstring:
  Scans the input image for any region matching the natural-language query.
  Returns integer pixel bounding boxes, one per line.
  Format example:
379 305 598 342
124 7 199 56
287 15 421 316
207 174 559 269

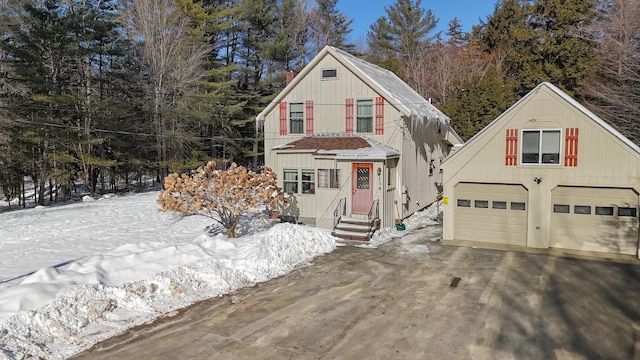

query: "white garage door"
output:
454 183 528 246
550 187 639 255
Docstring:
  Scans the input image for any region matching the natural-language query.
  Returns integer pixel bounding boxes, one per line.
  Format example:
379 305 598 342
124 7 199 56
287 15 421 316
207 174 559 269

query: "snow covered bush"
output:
157 161 285 238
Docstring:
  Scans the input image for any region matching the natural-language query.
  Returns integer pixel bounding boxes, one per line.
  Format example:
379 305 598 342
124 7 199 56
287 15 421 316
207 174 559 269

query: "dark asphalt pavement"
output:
74 225 640 360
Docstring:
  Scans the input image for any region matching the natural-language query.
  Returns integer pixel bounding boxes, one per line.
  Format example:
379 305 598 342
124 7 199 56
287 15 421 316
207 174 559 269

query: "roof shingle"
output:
284 136 371 151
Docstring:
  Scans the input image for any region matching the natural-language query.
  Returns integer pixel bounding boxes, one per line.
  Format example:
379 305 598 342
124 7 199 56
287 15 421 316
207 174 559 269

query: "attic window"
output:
322 68 337 79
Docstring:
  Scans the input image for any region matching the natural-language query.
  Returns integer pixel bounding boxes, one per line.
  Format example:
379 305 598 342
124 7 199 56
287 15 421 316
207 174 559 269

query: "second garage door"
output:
550 186 639 255
454 183 528 246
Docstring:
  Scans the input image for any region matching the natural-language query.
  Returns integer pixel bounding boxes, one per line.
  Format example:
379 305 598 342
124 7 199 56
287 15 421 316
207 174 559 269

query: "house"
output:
441 82 640 258
256 46 461 240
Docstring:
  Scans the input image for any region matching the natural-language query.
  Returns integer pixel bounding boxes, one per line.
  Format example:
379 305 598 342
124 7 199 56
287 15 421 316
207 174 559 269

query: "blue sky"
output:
336 0 499 41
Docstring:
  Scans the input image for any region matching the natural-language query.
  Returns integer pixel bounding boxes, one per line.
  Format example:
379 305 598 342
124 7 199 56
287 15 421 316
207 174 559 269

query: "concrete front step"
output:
335 222 371 232
339 216 372 225
331 228 373 241
332 216 379 241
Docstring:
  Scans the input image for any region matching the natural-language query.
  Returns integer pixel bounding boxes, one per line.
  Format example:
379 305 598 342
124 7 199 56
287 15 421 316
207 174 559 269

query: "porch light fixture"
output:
534 177 542 184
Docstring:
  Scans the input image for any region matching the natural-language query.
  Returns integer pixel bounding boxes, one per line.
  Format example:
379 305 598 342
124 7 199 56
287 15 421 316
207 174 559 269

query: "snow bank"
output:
0 192 441 359
0 223 336 359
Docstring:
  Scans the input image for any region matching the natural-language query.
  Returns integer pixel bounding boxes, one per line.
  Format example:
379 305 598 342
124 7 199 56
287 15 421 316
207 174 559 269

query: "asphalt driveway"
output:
75 225 640 360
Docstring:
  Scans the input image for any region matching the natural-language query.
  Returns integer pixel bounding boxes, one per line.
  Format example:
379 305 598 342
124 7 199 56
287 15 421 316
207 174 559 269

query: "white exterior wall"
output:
260 50 453 229
401 116 448 218
442 85 640 249
262 53 408 229
262 54 406 155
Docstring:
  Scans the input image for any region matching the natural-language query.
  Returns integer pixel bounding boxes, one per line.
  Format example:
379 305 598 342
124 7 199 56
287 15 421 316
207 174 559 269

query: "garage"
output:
454 183 528 246
443 83 640 257
550 186 639 255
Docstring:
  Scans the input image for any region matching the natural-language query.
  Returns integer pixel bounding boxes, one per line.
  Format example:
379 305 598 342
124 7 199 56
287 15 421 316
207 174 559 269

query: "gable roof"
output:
273 134 400 160
255 46 449 127
444 82 640 163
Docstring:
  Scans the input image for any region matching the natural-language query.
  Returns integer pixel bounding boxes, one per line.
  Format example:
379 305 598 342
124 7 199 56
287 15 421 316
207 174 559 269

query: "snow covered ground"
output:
0 191 440 359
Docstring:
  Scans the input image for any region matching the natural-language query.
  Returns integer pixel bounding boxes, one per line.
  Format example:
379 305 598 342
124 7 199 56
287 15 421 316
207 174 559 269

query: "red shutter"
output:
305 100 314 136
375 97 384 135
505 129 518 166
565 127 579 167
345 98 354 134
279 102 287 135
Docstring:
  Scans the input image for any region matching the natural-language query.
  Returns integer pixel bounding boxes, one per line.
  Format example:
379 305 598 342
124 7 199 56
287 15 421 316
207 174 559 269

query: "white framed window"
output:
356 99 373 133
521 129 561 164
318 169 341 188
284 169 316 194
321 68 337 79
301 170 315 194
283 169 298 194
289 103 304 134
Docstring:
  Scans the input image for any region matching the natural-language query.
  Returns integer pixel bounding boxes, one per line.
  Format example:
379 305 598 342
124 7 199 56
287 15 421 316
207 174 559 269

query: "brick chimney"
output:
286 71 296 85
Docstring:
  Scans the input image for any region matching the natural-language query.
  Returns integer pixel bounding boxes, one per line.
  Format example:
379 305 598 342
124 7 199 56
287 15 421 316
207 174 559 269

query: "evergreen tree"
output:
366 0 439 79
442 66 518 141
266 0 310 72
235 0 279 167
310 0 354 53
475 0 598 96
446 17 466 46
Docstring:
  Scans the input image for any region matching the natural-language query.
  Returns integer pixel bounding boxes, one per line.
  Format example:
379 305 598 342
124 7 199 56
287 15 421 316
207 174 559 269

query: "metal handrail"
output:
367 199 379 232
333 197 346 230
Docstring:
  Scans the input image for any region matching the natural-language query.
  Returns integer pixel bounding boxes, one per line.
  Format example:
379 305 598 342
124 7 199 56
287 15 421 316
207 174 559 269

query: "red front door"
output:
352 163 373 214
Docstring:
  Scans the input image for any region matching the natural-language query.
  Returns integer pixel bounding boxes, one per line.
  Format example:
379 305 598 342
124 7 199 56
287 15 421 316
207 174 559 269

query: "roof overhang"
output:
273 134 400 161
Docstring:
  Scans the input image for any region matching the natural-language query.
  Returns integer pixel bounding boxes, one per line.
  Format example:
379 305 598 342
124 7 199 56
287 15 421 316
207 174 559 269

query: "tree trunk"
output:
49 178 54 202
38 177 45 206
21 177 25 208
226 223 236 238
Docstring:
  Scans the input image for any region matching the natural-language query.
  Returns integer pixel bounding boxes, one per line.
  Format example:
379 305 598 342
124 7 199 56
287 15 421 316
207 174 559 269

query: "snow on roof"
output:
330 46 450 127
274 134 400 160
256 46 450 129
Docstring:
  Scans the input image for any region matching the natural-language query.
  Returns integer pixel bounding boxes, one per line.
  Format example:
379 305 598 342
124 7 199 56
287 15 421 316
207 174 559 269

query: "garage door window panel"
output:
522 129 561 164
554 204 570 213
619 207 637 217
492 201 507 209
595 206 614 216
574 205 591 214
457 199 471 207
475 200 489 208
511 202 526 210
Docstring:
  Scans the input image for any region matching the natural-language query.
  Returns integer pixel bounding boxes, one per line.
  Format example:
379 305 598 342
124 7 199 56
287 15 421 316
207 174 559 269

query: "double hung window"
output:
289 103 304 134
283 169 316 194
283 170 298 194
301 170 315 194
356 99 373 133
522 129 561 164
318 169 341 188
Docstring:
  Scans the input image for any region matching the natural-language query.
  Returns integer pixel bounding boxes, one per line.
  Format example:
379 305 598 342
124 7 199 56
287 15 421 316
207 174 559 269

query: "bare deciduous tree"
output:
121 0 212 176
583 0 640 144
407 40 490 105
